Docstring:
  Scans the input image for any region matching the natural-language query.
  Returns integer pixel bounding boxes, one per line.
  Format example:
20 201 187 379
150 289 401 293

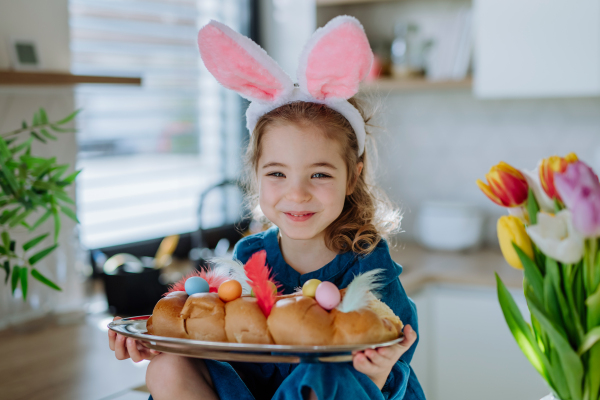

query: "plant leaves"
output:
39 108 49 124
0 207 21 225
40 129 57 141
579 326 600 354
10 137 33 156
30 131 47 143
526 188 540 225
0 136 11 159
11 265 20 295
2 260 9 284
60 205 79 223
528 294 584 400
28 243 58 266
52 207 60 243
53 189 75 205
23 233 49 251
9 209 32 228
1 231 10 250
29 209 52 231
31 268 61 291
495 274 550 381
20 267 28 301
61 169 81 184
49 125 76 133
55 109 81 125
0 163 20 193
513 243 544 304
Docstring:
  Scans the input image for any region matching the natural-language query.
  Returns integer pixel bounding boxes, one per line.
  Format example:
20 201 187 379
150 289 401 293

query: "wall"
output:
0 0 83 328
369 88 600 244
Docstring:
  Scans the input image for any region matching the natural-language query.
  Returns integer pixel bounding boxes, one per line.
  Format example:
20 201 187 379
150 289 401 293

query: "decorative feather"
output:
164 263 232 296
336 268 385 312
210 257 251 295
243 250 281 317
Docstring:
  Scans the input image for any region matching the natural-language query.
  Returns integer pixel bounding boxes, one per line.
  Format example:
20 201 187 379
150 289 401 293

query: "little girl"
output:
108 16 425 400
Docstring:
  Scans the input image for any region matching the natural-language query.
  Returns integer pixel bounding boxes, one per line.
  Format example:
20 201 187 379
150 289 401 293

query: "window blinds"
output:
70 0 248 249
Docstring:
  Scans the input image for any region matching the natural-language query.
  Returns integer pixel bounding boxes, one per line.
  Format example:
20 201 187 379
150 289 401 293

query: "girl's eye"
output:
312 173 331 179
268 172 285 178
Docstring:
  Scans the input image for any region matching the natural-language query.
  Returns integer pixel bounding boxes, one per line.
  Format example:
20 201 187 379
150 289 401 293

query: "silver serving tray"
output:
109 315 404 363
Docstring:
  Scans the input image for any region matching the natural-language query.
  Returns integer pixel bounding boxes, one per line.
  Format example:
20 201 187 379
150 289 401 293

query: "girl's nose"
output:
285 180 311 203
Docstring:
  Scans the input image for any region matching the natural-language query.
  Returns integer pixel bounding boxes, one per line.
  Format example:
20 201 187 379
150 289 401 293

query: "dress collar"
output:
263 226 357 290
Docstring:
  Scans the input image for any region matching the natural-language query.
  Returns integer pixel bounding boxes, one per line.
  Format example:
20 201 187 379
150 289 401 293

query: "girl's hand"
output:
352 325 417 390
108 316 161 363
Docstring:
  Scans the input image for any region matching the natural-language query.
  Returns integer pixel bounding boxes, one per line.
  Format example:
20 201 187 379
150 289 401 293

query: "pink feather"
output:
243 250 281 317
164 267 230 296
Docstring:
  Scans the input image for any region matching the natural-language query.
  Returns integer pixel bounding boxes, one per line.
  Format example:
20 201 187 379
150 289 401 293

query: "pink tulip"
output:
554 161 600 237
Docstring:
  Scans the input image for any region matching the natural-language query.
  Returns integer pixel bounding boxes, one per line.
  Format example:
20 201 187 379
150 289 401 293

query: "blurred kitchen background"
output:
0 0 599 399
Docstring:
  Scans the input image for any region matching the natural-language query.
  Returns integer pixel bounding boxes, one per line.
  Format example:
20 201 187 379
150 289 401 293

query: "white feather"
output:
209 257 252 295
336 269 386 313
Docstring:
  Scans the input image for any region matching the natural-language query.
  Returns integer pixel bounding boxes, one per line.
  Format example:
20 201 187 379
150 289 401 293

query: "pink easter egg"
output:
315 281 341 310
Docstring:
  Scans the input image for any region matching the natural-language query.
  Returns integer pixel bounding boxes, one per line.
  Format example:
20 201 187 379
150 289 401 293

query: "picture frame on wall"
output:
8 37 42 70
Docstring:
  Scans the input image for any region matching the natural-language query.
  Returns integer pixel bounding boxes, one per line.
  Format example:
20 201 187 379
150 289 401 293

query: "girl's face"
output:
257 123 350 242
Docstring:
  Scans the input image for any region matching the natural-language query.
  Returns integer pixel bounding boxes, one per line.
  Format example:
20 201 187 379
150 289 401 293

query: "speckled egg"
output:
315 281 340 310
218 280 242 302
185 276 209 295
302 279 321 298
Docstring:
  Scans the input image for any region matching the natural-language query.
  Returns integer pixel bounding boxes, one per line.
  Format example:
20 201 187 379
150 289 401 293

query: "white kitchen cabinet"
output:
409 284 550 400
473 0 600 98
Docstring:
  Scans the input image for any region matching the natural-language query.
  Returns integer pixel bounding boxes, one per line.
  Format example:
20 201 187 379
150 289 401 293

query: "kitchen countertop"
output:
388 242 525 295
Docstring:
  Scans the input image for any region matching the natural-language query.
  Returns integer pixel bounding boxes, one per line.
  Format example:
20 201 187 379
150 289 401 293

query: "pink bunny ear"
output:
297 16 373 101
198 20 293 102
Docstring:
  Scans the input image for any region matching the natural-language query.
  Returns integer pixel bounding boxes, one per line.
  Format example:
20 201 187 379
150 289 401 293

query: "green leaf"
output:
10 137 33 156
11 265 20 295
21 120 27 129
50 164 69 180
61 169 81 184
1 231 10 250
9 209 32 228
513 243 544 304
52 207 60 243
528 294 584 400
49 125 76 133
0 136 11 159
579 326 600 354
586 284 600 329
0 163 20 193
28 243 58 266
32 110 40 126
526 188 540 225
39 108 49 124
2 260 9 284
60 205 79 223
553 198 562 214
30 131 47 143
29 209 52 231
9 240 15 252
55 109 81 125
496 274 550 381
31 268 61 291
22 233 49 251
0 207 21 225
20 267 28 301
53 189 75 205
40 129 57 141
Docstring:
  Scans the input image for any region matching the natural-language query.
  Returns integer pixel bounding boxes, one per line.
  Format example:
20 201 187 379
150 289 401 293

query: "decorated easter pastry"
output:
147 251 404 345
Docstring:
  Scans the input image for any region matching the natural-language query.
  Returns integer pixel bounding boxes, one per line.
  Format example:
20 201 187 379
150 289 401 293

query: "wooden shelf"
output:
361 76 472 92
0 70 142 86
317 0 395 6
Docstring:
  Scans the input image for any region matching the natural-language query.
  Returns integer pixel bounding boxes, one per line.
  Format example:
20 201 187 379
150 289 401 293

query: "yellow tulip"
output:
497 215 534 270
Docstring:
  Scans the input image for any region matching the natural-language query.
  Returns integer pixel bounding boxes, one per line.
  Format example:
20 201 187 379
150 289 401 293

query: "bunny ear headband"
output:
197 15 373 156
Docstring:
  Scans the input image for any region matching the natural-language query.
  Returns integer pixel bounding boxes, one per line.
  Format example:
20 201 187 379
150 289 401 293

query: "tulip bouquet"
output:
477 154 600 400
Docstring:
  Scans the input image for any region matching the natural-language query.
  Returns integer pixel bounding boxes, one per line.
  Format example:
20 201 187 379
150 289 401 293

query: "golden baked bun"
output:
150 291 189 339
224 297 273 344
367 293 404 333
331 307 399 345
267 296 333 345
146 315 154 335
181 293 227 342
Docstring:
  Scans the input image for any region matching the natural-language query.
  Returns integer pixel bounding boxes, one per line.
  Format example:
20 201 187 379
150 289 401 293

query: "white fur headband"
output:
197 15 373 156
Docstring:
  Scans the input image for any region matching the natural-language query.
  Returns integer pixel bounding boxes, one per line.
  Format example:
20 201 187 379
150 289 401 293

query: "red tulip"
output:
477 162 529 207
539 153 578 203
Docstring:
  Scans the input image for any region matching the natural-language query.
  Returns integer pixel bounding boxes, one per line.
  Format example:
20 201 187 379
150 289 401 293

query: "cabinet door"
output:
474 0 600 98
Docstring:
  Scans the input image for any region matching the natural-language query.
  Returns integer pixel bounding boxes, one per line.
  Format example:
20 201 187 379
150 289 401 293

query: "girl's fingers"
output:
376 343 403 360
353 352 379 376
108 316 122 351
363 348 386 366
400 325 417 349
126 338 143 363
114 333 129 360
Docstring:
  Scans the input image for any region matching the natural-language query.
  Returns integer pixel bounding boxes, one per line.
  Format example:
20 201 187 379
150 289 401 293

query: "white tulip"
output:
521 167 555 213
526 210 584 264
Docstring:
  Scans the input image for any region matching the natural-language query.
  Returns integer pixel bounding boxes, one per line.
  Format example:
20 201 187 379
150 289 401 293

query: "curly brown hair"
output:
242 97 401 255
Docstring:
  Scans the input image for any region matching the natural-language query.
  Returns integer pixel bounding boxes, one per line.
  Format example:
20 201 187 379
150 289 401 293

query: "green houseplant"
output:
1 108 81 300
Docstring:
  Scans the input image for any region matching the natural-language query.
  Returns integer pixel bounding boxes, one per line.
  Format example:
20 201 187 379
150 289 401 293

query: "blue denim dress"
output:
150 227 426 400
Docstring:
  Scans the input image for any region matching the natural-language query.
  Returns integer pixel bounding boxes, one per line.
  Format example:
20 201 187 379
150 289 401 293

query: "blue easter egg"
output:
185 276 209 295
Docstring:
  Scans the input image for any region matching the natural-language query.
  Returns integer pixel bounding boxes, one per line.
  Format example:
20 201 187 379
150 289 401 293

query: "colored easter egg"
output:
185 276 209 295
218 280 243 302
250 281 278 297
315 281 340 310
302 279 321 298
